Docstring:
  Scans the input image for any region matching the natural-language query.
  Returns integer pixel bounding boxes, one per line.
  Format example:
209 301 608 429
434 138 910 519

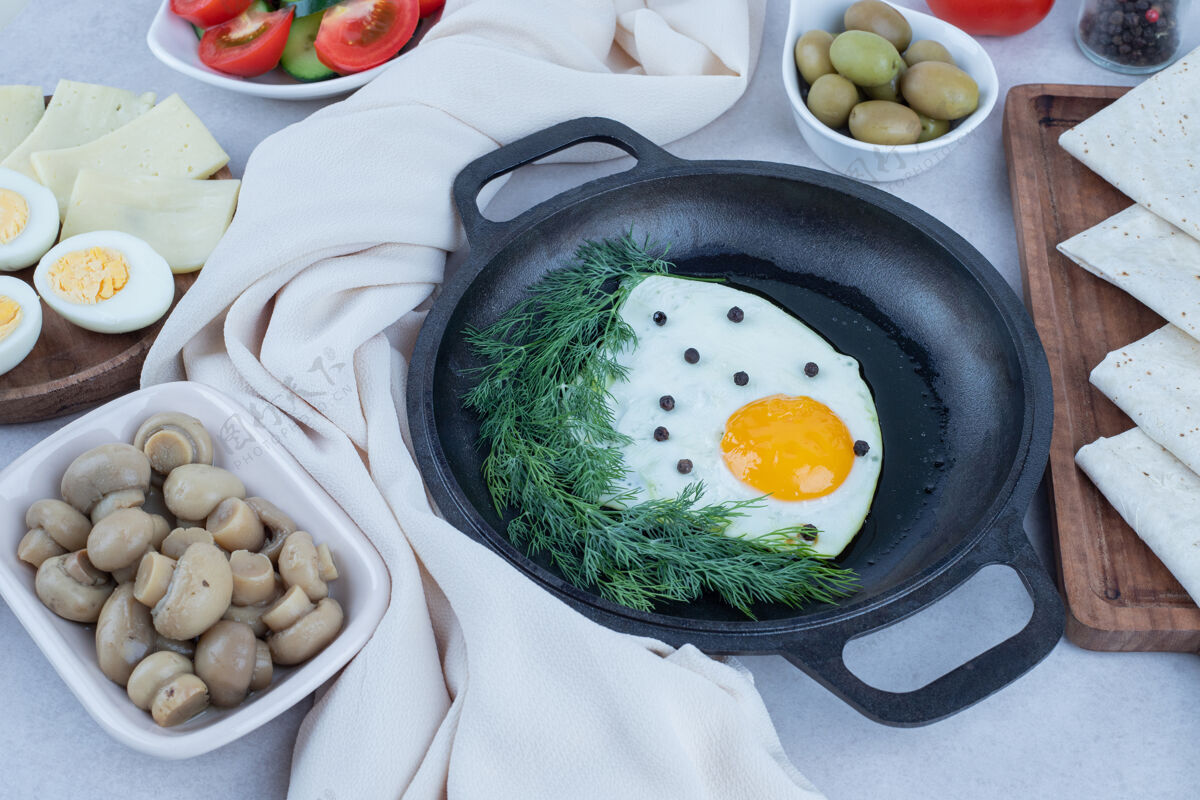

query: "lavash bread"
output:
1076 428 1200 604
1059 47 1200 240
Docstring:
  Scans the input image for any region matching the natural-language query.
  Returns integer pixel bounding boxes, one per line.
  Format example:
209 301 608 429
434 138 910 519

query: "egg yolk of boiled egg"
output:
720 394 854 501
0 188 29 245
0 294 22 339
46 247 130 304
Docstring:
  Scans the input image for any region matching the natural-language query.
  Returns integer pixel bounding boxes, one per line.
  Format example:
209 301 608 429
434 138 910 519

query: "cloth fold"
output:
143 1 823 797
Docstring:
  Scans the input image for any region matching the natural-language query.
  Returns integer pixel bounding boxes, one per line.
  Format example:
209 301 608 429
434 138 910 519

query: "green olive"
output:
904 39 956 68
848 101 922 146
829 30 904 88
806 73 860 129
844 0 913 52
900 61 979 121
916 113 951 143
794 30 835 86
864 62 905 102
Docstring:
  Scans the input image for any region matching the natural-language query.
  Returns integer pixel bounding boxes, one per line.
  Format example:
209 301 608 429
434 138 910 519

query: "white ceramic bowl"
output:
782 0 999 182
146 0 425 100
0 382 390 758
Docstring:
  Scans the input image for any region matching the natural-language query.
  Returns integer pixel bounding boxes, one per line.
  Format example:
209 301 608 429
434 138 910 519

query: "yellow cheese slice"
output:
1 79 155 180
0 86 45 162
30 94 230 216
61 170 241 274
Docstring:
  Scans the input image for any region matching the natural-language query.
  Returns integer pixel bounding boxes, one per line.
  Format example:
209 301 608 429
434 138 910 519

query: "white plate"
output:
145 0 414 100
781 0 999 182
0 381 390 758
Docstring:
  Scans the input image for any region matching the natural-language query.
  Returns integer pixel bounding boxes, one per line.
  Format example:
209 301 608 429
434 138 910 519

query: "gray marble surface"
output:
3 1 1200 798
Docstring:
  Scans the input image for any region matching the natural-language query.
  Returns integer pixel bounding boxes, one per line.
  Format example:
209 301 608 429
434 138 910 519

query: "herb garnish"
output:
463 236 858 615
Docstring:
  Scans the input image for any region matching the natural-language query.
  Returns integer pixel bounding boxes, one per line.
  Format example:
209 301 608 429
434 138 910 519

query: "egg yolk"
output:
720 394 854 501
0 189 29 245
47 247 130 304
0 295 21 342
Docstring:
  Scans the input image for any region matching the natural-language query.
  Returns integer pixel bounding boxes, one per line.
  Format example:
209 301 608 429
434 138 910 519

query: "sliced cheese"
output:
30 94 230 216
1 79 155 180
61 170 241 273
0 85 45 162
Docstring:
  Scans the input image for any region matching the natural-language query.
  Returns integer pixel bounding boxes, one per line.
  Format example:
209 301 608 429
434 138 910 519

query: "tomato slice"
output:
418 0 444 17
171 0 253 28
199 7 295 77
314 0 419 75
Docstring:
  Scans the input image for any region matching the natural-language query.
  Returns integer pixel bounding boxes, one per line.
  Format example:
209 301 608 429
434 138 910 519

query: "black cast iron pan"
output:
408 117 1063 727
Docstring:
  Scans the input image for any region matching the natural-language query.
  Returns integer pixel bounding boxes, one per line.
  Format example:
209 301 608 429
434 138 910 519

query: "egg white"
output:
33 231 174 334
0 275 42 376
605 275 883 557
0 167 60 272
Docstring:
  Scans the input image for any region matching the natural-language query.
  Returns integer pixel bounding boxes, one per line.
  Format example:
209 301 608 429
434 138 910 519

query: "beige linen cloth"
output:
143 1 826 797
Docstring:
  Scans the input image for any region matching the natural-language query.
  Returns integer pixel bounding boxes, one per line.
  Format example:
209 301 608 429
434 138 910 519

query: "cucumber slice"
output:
280 12 336 82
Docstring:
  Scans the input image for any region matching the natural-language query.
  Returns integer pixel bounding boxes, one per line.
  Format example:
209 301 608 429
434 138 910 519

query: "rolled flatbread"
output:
1059 47 1200 240
1057 205 1200 343
1076 428 1200 604
1090 324 1200 474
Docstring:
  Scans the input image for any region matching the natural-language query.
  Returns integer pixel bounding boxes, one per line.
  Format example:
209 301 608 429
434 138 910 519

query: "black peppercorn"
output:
727 306 744 323
654 426 669 442
653 311 667 326
804 361 819 377
684 347 699 364
853 440 870 457
733 371 749 386
1079 0 1182 68
677 458 693 474
659 395 675 411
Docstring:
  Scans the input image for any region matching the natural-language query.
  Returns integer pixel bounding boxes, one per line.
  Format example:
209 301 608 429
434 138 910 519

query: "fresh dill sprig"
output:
462 235 858 616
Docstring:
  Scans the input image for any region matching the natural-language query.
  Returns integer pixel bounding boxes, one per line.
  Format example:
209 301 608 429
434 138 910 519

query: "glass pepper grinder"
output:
1076 0 1191 74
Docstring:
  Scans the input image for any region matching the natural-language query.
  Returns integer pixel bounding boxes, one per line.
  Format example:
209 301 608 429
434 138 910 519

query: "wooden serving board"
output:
1004 83 1200 652
0 97 231 424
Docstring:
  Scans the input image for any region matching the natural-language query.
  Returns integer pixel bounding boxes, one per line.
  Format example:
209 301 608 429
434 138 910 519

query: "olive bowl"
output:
782 0 999 182
0 382 390 759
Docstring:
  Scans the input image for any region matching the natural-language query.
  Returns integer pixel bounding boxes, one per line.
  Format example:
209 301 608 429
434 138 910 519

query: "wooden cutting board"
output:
0 96 230 424
1004 83 1200 652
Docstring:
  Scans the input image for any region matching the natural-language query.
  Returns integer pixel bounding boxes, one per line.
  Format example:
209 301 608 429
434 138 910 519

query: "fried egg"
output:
0 167 59 272
33 231 174 334
605 275 882 557
0 275 42 376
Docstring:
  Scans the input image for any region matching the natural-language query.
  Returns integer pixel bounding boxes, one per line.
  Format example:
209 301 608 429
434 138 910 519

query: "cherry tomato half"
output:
418 0 444 17
198 6 295 77
925 0 1054 36
314 0 420 74
171 0 253 29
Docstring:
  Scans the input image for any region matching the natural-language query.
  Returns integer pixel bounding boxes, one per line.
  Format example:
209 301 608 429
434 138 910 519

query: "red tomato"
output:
418 0 444 16
315 0 420 74
171 0 253 28
925 0 1054 36
199 7 295 77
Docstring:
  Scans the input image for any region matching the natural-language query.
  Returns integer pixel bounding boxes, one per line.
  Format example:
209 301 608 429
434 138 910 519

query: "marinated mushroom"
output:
316 543 338 582
160 527 215 560
195 620 257 707
222 602 272 638
268 597 344 666
246 497 297 563
148 514 171 550
229 550 277 607
261 584 314 633
95 583 155 686
86 507 155 572
278 531 327 601
163 464 245 521
133 412 214 475
25 498 91 552
60 444 151 520
126 651 193 710
250 640 273 691
152 673 210 727
133 551 176 607
152 543 233 640
35 550 115 623
207 498 265 552
16 529 66 568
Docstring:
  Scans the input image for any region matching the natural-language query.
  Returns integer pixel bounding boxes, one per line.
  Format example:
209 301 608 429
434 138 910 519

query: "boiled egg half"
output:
0 275 42 376
33 231 174 333
0 167 60 272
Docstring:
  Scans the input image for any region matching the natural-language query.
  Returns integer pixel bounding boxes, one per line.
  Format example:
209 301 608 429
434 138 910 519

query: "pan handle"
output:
452 117 682 249
780 512 1064 727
